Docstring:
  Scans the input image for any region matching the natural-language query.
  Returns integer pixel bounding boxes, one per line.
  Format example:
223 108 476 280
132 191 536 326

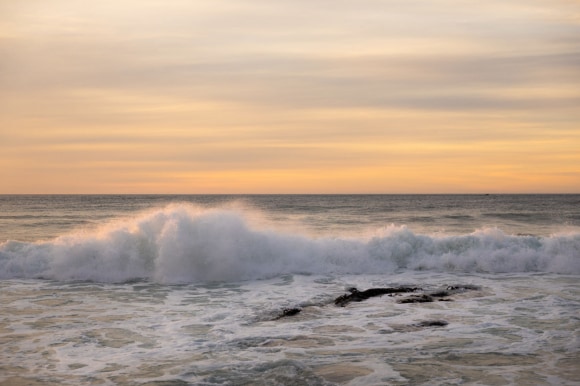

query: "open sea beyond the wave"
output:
1 194 579 385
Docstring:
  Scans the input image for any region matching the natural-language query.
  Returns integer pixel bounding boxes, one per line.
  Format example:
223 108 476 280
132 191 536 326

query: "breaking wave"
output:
1 204 579 283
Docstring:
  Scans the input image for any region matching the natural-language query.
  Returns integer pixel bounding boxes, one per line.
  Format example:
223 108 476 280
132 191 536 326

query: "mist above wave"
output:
1 204 578 283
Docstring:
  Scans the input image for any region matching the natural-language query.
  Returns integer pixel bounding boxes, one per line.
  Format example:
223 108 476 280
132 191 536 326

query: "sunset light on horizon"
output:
1 0 579 194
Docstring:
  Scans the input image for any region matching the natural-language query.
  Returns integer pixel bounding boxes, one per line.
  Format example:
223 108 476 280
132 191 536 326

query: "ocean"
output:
1 194 579 385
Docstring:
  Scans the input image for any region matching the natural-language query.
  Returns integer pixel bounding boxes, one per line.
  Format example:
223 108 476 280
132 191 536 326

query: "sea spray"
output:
1 204 579 283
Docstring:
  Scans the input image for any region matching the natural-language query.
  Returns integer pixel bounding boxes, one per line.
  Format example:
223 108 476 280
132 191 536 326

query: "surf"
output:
1 204 579 283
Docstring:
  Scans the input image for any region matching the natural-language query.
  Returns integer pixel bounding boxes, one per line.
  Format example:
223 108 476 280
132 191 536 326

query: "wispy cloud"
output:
1 0 579 193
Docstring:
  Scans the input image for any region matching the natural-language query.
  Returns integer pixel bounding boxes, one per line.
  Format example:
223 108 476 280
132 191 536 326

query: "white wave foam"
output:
1 204 579 283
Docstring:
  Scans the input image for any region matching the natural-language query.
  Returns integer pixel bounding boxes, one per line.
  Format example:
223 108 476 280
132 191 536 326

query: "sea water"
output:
0 195 579 385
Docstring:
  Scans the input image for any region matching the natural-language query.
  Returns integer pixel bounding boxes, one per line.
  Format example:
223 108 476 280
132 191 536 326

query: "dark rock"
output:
396 294 434 304
273 308 301 320
334 287 420 307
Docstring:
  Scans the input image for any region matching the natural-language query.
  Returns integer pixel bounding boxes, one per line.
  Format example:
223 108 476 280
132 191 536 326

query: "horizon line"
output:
1 192 578 196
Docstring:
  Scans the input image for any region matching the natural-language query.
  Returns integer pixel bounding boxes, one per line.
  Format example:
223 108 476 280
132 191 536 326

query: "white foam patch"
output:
1 204 579 283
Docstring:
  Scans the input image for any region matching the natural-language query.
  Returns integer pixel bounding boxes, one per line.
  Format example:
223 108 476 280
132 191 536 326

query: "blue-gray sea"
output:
1 195 579 385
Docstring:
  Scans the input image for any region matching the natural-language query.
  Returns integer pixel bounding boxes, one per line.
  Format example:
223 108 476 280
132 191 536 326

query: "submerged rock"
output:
446 284 480 292
413 320 449 327
429 290 451 298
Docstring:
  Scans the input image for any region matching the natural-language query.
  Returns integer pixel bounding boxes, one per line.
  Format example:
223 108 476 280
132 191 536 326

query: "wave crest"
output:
1 204 579 283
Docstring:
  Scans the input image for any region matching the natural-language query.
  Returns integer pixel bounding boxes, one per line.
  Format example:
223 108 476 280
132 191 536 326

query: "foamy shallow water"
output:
1 273 578 385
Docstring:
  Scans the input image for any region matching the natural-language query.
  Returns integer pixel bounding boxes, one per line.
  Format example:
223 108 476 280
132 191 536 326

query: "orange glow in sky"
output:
1 0 579 193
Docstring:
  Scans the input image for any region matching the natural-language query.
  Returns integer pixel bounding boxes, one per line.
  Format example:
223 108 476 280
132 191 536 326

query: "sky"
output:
1 0 579 194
